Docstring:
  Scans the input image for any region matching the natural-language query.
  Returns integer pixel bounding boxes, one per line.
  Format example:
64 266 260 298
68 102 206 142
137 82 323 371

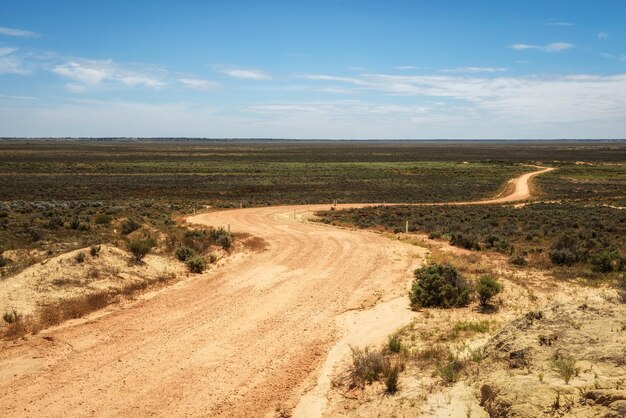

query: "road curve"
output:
0 165 552 417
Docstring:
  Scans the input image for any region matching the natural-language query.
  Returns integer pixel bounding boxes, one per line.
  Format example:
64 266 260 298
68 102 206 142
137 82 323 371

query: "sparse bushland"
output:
475 275 503 309
410 264 473 309
317 201 625 276
126 238 156 262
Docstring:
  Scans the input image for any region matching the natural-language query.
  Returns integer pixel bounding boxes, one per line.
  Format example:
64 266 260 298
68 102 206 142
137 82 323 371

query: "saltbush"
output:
175 246 195 262
409 264 473 309
476 275 503 308
186 255 207 273
126 238 155 262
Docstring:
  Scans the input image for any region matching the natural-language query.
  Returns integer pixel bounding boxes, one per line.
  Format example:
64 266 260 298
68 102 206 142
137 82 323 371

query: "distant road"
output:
0 165 553 418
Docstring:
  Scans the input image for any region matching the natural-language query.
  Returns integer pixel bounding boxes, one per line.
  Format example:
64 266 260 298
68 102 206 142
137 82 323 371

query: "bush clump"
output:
409 264 473 309
126 238 156 262
175 246 195 262
549 235 580 265
121 218 141 235
186 255 207 273
589 251 623 273
476 275 503 308
90 245 101 257
95 214 113 225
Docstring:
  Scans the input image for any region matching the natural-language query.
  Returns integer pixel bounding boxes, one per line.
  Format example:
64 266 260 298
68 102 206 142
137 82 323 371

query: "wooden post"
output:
294 209 296 219
405 220 409 234
227 224 231 234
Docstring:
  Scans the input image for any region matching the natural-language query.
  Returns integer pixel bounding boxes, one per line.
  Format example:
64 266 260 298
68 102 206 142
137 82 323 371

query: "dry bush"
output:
349 346 386 387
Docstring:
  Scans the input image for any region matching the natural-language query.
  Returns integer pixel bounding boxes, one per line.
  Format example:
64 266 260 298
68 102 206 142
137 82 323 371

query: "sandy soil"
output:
0 165 551 417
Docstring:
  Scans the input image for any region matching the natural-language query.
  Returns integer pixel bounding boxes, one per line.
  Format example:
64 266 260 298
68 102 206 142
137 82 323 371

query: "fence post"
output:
406 220 409 234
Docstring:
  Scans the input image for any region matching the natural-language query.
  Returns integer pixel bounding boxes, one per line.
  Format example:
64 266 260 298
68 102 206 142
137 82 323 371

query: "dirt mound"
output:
479 302 626 417
0 245 183 316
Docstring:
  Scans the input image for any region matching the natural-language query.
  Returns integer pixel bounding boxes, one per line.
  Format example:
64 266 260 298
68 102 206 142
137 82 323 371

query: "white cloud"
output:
52 59 166 91
300 71 626 126
597 32 609 40
0 93 38 100
546 21 574 27
0 47 29 75
441 67 508 73
0 26 39 37
222 68 270 80
396 66 419 70
509 42 574 52
179 78 220 91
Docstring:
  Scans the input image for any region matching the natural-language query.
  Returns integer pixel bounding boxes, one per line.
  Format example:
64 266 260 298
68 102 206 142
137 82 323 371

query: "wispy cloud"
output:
0 47 30 75
221 68 270 80
0 93 38 100
509 42 574 52
179 78 220 91
52 59 166 92
300 71 626 125
597 32 609 40
396 66 419 70
546 21 574 27
0 26 39 37
441 67 507 73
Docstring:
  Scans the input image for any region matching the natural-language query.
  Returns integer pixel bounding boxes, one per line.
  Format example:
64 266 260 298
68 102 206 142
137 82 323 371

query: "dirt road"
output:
0 166 552 417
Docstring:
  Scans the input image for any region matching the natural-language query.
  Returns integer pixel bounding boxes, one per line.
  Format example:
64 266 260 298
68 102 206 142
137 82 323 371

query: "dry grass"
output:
1 272 178 340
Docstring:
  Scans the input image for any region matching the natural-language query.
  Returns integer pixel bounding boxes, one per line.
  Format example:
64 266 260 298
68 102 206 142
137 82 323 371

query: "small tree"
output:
476 275 503 309
410 264 473 309
126 238 155 263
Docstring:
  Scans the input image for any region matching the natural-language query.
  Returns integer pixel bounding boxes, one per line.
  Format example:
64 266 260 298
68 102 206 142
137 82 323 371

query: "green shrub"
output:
549 235 580 265
208 253 218 264
476 275 503 308
589 251 622 273
435 352 465 385
409 264 473 309
90 245 101 257
121 218 141 235
387 333 402 354
175 246 195 262
509 254 527 266
126 238 155 262
186 256 207 273
450 233 481 251
95 214 113 225
552 354 579 384
0 255 6 268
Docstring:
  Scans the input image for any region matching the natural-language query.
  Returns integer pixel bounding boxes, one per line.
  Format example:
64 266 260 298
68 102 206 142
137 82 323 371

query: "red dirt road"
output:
0 166 552 417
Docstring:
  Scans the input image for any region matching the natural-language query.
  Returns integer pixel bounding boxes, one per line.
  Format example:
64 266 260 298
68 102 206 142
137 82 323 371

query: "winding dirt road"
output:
0 166 552 417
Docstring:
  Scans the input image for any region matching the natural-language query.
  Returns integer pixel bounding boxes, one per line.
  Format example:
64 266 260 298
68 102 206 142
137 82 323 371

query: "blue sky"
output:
1 0 625 138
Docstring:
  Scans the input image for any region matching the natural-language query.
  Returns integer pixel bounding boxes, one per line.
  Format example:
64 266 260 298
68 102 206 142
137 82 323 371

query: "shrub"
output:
349 346 385 387
549 235 580 265
409 264 473 309
3 309 22 324
121 218 141 235
175 246 195 262
589 251 622 273
435 352 465 385
476 275 503 308
186 256 207 273
617 275 626 304
383 361 401 394
0 255 6 268
552 354 579 384
450 233 481 251
90 245 101 257
509 254 527 266
95 214 113 225
208 253 218 264
126 238 155 262
387 333 402 354
75 252 85 263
